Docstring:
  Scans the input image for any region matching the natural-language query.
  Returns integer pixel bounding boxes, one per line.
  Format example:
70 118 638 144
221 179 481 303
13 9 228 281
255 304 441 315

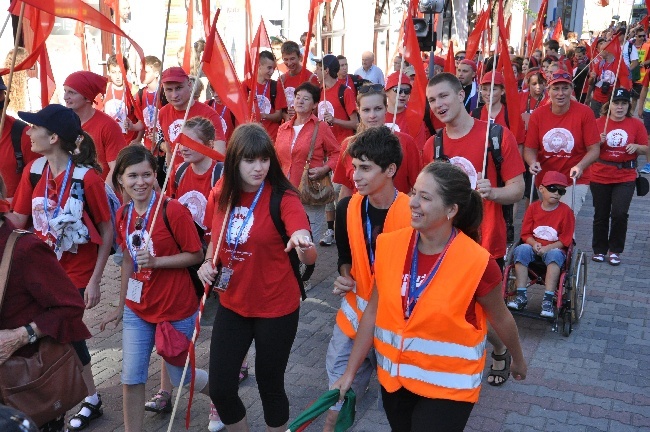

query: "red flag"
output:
600 38 633 90
444 43 455 73
302 0 331 71
403 13 426 139
639 15 650 34
466 9 489 61
505 15 512 42
8 0 146 81
202 10 249 125
183 0 194 72
530 0 548 55
552 18 563 41
201 0 210 37
246 19 272 122
112 0 136 116
496 0 521 143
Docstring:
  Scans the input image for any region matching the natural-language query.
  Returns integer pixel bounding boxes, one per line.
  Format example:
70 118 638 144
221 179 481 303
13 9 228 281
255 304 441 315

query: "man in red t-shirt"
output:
157 67 226 168
384 71 430 152
336 55 362 98
103 55 138 143
63 71 127 191
279 40 318 120
424 72 524 386
244 51 287 141
127 55 164 150
524 70 601 216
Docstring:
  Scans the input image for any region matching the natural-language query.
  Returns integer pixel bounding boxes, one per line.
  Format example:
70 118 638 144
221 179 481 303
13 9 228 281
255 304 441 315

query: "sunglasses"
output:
637 35 647 38
455 56 465 61
392 87 412 95
358 84 385 94
551 72 572 80
544 185 567 195
135 217 144 231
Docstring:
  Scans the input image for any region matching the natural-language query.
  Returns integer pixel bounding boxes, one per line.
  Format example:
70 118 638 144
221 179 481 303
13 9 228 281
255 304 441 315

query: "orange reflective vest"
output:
373 227 490 403
335 192 412 339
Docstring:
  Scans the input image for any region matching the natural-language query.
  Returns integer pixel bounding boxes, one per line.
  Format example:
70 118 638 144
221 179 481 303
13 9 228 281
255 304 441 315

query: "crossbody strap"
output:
305 121 321 165
0 230 31 311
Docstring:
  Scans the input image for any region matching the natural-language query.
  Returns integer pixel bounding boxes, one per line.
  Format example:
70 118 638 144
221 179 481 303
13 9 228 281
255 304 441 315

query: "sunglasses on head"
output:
544 185 566 195
392 87 411 95
552 72 572 80
358 84 385 94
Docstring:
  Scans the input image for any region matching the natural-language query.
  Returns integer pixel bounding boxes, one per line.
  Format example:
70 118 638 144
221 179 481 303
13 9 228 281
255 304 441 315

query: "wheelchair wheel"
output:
562 311 572 337
570 251 587 323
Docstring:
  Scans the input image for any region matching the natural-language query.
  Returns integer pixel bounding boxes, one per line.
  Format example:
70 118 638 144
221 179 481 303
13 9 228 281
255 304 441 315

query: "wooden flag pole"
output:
0 3 26 141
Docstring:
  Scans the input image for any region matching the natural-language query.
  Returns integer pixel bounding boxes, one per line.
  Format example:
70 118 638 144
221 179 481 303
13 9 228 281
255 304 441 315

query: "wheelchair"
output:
502 176 587 336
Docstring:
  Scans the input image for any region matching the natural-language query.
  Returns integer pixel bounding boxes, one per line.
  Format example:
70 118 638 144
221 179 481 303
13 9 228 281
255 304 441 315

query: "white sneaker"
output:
319 228 335 246
208 403 225 431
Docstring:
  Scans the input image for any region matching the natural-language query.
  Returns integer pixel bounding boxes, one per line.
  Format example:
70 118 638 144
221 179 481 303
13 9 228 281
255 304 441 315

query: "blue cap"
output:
18 105 84 143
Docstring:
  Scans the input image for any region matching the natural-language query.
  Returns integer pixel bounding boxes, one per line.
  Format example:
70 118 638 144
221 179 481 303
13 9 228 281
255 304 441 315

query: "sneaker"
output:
608 253 621 266
540 295 555 318
507 292 528 311
640 163 650 174
208 404 225 432
319 228 335 246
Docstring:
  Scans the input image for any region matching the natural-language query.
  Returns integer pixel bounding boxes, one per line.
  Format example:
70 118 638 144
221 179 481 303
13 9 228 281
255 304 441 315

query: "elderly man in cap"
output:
63 71 127 191
354 51 385 86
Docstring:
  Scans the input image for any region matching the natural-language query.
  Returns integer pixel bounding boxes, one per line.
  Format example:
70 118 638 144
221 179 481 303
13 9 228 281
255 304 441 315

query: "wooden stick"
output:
0 13 11 39
150 0 174 136
0 3 25 141
390 52 406 133
480 41 499 179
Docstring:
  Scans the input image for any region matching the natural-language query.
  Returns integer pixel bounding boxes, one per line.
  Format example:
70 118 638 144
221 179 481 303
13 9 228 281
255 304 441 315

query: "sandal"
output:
68 396 103 431
487 350 511 387
239 364 249 384
592 254 605 263
608 253 621 266
144 389 172 413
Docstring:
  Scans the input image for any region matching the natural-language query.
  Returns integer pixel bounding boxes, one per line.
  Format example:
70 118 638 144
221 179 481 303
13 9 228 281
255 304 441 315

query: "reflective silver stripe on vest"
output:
375 352 484 390
375 327 486 361
356 296 368 313
340 296 359 331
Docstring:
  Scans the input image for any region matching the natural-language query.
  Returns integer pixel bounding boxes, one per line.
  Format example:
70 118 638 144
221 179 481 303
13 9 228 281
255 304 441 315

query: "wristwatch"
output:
24 324 37 344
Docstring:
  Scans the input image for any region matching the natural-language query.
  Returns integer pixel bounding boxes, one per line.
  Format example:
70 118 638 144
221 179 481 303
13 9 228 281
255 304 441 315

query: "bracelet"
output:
203 258 212 264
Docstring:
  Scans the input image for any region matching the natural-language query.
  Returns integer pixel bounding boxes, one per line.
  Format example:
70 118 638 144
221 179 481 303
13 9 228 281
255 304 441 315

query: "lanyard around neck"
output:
44 157 73 223
126 191 156 272
364 189 398 271
226 182 265 266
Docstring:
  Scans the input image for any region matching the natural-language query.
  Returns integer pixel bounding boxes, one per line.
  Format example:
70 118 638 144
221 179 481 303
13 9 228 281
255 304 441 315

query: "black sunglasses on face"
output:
392 87 412 95
455 56 465 61
358 84 385 94
544 185 566 195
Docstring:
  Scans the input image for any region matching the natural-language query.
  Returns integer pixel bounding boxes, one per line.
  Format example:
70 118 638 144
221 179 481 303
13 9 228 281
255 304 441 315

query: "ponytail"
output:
452 189 483 243
68 132 102 173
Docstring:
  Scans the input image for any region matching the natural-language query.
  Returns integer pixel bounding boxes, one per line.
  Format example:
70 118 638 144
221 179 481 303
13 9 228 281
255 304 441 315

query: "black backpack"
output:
172 162 223 196
10 119 28 173
433 122 515 242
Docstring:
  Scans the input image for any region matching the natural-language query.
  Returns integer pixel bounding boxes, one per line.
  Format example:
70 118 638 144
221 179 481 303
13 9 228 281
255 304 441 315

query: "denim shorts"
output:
513 243 566 268
121 305 198 386
326 324 376 401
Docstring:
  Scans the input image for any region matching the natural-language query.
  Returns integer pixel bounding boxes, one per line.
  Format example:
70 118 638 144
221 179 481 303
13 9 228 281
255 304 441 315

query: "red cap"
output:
161 66 189 83
541 171 569 187
434 56 445 67
479 71 505 86
63 71 108 101
459 59 477 72
385 72 412 90
547 68 573 86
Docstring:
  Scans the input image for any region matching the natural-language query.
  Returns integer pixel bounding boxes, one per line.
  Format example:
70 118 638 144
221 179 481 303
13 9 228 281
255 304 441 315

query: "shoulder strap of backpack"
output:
471 106 482 119
337 85 350 120
270 186 307 301
162 198 181 250
433 129 446 161
270 79 277 107
211 162 224 187
174 162 190 194
486 123 505 187
29 156 47 188
10 119 28 174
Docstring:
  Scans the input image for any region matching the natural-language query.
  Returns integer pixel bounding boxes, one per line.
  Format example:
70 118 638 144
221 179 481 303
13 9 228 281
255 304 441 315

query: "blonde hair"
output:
4 47 29 112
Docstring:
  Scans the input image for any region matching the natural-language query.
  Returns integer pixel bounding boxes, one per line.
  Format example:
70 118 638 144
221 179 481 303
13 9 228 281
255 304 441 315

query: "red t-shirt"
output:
169 161 220 240
318 81 357 144
117 198 202 322
518 91 550 114
103 83 138 142
334 131 421 194
593 59 628 103
478 104 526 144
524 100 600 186
158 101 226 150
210 102 235 142
592 116 647 184
385 110 430 154
83 110 128 180
400 232 502 326
245 80 288 141
0 117 39 198
210 182 310 318
422 119 524 258
133 87 162 151
338 75 359 98
12 159 111 288
280 68 318 109
520 201 575 248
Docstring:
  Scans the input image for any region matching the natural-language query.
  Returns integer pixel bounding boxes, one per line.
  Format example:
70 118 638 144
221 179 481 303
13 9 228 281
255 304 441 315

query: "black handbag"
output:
636 175 649 197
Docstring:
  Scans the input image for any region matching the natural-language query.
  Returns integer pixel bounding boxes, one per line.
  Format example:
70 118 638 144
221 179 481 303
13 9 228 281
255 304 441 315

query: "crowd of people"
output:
0 11 648 432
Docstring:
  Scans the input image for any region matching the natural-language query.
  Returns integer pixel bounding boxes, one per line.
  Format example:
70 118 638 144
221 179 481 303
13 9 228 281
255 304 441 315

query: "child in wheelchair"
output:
508 171 576 317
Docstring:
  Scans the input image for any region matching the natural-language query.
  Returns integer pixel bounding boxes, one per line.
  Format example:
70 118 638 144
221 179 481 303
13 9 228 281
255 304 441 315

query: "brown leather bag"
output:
0 230 87 426
298 121 336 206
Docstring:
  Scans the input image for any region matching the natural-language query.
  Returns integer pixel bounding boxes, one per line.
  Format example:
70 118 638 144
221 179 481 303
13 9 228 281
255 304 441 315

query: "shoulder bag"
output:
298 121 336 206
0 230 87 427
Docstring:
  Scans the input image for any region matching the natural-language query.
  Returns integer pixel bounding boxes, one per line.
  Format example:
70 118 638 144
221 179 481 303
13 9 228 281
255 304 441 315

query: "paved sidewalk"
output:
76 188 650 431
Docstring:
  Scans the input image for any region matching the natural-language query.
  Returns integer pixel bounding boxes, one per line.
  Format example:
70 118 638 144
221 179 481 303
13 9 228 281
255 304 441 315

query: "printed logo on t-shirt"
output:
542 128 574 154
533 225 559 242
226 205 254 245
256 95 272 115
104 98 127 122
143 105 156 128
385 122 401 132
284 87 295 108
605 129 628 148
600 69 616 85
317 101 334 121
178 190 208 229
32 196 54 237
168 119 185 143
449 156 478 189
